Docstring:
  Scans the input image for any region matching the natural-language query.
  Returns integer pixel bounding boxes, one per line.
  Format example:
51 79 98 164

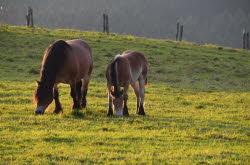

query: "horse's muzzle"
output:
116 109 123 117
34 106 46 115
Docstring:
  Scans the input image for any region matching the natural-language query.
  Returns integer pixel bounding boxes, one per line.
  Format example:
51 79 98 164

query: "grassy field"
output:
0 25 250 164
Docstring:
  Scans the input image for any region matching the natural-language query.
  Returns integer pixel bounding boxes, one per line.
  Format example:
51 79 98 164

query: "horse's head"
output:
111 89 124 117
33 80 53 115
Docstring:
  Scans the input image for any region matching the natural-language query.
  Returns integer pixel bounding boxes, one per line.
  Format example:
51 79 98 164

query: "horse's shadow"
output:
71 109 85 118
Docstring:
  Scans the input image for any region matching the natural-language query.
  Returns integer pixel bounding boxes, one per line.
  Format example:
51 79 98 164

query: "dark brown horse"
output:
106 51 148 117
33 39 93 114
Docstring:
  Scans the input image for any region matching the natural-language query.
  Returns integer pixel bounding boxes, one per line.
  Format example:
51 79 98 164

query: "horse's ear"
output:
110 86 115 97
35 80 40 86
111 91 115 97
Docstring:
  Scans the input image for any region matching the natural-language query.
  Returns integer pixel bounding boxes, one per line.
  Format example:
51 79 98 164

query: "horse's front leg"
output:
76 80 82 108
123 85 129 116
53 84 63 114
107 85 113 116
70 82 81 110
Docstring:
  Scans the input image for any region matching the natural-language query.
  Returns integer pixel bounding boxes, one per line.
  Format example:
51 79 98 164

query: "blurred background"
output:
0 0 249 48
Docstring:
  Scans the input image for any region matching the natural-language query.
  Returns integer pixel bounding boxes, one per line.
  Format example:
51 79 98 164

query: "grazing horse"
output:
33 39 93 115
106 51 148 117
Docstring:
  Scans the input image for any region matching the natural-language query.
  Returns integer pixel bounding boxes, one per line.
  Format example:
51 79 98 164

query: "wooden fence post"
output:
103 13 109 34
26 7 34 27
103 13 106 33
242 30 246 49
246 32 249 50
179 25 183 41
26 15 29 26
26 7 30 26
30 7 33 27
176 22 179 41
106 14 109 34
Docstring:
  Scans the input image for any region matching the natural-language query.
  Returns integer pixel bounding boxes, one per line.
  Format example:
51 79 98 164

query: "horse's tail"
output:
110 56 121 97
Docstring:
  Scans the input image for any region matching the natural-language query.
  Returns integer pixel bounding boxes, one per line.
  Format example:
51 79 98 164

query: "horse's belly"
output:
55 48 92 84
55 66 77 84
60 80 71 84
56 68 83 83
55 74 72 84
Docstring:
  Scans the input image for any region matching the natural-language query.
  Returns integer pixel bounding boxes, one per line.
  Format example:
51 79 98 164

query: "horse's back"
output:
67 39 91 53
122 51 148 75
122 51 147 65
118 51 148 84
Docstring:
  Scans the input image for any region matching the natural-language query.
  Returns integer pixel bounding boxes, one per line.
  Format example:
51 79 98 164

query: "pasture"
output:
0 25 250 164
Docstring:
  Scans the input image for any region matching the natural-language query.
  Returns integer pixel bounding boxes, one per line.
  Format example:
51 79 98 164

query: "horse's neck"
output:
40 68 55 87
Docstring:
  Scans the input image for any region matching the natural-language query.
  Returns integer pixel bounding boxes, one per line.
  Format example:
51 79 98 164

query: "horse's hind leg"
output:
53 85 63 114
138 78 146 116
70 82 81 109
81 77 90 108
131 82 140 114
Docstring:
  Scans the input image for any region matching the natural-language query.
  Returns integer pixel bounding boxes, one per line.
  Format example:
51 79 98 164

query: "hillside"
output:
0 25 249 164
0 25 249 92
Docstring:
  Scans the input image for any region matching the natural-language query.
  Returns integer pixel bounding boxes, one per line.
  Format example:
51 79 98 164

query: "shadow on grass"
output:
71 109 85 118
43 137 75 143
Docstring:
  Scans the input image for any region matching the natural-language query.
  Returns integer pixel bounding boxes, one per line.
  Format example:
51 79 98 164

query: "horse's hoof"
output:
81 101 87 109
136 111 146 116
107 113 113 117
123 112 129 117
53 107 63 114
123 114 129 117
71 103 82 110
107 108 113 117
123 108 129 116
137 105 146 116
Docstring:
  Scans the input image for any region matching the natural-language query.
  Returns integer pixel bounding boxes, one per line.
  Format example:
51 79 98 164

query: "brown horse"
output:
33 39 93 114
106 51 148 117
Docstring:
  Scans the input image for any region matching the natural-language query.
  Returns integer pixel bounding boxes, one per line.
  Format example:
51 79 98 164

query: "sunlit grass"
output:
0 81 249 164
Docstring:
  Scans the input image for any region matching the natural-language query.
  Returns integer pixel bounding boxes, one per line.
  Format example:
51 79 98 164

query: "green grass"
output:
0 25 250 164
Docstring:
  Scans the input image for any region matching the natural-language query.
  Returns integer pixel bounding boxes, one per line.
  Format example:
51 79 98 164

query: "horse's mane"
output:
110 55 121 97
40 40 70 85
